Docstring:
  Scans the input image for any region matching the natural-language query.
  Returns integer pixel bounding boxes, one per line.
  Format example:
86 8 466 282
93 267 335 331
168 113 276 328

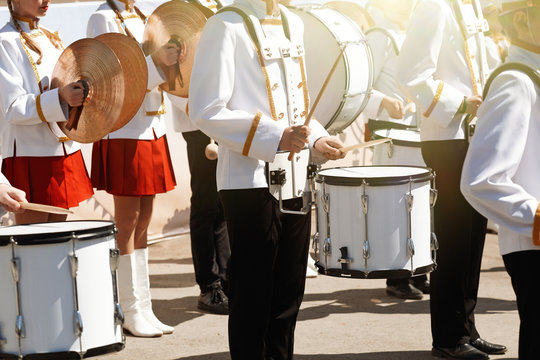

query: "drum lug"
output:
74 311 84 337
15 315 24 339
431 232 439 266
386 141 393 159
312 231 319 257
363 240 370 278
430 189 438 208
323 237 332 256
115 304 125 327
408 237 415 273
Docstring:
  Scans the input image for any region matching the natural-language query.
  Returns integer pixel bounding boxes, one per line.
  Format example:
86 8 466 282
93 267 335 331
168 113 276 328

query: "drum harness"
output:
217 4 318 216
452 0 490 141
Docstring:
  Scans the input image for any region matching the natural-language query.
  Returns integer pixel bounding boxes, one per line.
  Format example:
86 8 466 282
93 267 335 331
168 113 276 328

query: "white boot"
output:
118 253 162 337
134 248 175 334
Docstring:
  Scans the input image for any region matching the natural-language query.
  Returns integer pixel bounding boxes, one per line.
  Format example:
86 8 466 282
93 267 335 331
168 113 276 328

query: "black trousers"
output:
182 130 230 292
421 140 487 347
503 250 540 360
220 189 311 360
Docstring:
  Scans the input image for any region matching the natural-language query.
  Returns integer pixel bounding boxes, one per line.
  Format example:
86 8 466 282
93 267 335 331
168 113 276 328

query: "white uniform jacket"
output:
396 0 493 141
87 0 167 140
189 0 328 191
461 46 540 256
0 19 81 158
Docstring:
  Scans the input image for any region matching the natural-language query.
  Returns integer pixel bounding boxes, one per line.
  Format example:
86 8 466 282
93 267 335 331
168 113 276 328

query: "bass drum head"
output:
290 5 373 134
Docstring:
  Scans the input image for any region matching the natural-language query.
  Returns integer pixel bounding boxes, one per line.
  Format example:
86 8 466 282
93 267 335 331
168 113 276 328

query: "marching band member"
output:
169 94 231 315
189 0 344 357
461 2 540 358
87 0 178 338
396 0 506 358
365 0 431 301
0 0 94 225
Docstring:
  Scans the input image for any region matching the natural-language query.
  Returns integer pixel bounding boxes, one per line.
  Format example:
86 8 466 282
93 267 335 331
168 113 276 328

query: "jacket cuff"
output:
37 89 66 123
147 55 167 90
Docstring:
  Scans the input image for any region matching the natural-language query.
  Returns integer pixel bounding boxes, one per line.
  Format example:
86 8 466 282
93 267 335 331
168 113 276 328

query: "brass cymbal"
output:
51 38 124 143
143 0 208 98
95 33 148 132
326 1 375 32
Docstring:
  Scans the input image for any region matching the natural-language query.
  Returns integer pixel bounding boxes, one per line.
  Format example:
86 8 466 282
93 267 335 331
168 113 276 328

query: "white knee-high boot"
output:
118 253 163 337
134 248 174 334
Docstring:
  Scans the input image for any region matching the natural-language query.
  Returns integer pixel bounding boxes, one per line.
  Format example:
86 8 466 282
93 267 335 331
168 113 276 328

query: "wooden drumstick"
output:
205 138 218 160
339 138 392 153
287 46 347 161
18 202 73 215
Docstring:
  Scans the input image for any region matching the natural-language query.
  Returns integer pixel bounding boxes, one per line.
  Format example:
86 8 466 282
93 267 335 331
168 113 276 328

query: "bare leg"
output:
134 195 155 250
114 195 141 255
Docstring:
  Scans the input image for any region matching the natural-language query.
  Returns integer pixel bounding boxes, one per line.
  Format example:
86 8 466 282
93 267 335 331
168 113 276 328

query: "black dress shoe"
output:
432 344 489 359
470 338 507 355
386 283 423 300
411 277 430 294
197 284 229 315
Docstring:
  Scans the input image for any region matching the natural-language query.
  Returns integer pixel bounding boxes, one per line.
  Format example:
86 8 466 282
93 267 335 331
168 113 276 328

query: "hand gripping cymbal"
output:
51 38 124 143
95 33 148 132
143 0 209 98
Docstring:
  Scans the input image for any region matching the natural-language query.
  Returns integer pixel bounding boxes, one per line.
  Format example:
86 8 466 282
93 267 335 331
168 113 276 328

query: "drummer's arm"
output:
0 174 26 214
0 39 65 125
395 1 463 128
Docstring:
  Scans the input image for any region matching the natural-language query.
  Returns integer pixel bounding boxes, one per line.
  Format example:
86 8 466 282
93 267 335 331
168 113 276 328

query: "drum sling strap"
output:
467 62 540 139
482 62 540 98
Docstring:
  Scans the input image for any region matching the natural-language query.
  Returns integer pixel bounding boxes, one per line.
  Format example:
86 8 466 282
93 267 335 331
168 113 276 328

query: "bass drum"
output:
290 5 373 134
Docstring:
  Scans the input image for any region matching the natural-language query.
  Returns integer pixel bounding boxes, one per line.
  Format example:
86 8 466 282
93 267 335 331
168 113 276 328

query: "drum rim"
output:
316 165 433 186
372 128 421 147
0 220 116 246
0 341 124 359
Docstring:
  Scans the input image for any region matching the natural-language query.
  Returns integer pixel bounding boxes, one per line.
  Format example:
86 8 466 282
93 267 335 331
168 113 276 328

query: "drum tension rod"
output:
406 178 415 274
361 180 370 278
9 237 24 360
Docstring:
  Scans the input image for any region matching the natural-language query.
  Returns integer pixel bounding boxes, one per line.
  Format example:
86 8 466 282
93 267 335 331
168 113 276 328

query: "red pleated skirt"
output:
1 150 94 209
91 134 176 196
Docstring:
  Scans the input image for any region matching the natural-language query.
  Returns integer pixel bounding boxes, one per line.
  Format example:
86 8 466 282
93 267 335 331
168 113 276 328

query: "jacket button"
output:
278 113 284 119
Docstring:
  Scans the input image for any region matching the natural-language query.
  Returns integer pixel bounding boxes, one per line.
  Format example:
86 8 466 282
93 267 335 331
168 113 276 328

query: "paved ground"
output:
97 232 519 360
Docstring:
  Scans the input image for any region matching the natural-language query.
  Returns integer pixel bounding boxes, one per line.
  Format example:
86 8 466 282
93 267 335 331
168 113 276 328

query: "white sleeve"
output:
461 72 538 235
189 15 286 163
396 1 463 127
0 38 65 125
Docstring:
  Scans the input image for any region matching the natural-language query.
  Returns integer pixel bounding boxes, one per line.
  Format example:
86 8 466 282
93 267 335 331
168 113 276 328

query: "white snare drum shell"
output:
315 166 434 278
0 221 123 357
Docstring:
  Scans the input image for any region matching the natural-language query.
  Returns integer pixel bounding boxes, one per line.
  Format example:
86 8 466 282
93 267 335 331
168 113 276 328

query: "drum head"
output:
317 165 432 186
373 128 421 147
0 220 116 246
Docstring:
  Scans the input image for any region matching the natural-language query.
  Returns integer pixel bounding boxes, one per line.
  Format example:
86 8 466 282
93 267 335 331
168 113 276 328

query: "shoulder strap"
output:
217 4 291 50
483 62 540 99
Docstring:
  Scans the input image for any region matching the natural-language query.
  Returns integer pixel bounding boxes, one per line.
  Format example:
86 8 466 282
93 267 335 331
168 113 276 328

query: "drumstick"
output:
339 138 392 153
287 46 347 161
18 202 73 215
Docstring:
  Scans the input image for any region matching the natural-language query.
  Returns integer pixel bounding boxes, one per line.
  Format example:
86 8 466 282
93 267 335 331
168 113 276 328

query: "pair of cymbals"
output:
143 0 211 98
51 34 147 143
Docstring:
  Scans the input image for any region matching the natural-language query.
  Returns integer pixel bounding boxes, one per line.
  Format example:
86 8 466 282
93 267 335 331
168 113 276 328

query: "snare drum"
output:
290 5 373 134
0 221 124 359
372 128 426 167
315 166 437 278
